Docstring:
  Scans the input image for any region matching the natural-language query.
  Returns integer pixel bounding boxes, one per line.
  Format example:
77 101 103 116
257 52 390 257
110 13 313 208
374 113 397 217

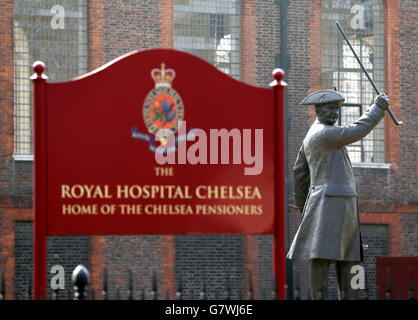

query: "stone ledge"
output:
352 162 391 169
13 154 34 161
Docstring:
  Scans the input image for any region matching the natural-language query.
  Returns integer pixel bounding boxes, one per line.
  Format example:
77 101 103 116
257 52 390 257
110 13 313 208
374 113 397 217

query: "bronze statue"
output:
287 89 390 299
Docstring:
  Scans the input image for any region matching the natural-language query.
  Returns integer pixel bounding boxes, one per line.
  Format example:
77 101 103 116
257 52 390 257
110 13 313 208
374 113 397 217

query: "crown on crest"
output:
151 63 176 88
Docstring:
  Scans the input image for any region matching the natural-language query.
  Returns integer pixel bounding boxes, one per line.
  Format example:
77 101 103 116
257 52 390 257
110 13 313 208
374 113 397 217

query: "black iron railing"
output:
0 266 415 300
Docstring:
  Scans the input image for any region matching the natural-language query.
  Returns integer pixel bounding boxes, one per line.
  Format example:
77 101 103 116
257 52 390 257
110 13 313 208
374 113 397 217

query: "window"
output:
174 0 240 79
13 0 87 158
321 0 384 163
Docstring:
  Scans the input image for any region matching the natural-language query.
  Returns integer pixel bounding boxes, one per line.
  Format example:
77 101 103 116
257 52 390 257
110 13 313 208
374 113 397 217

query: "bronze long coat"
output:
287 103 385 261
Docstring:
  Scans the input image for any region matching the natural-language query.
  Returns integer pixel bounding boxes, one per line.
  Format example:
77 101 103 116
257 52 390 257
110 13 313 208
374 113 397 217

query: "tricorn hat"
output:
300 89 345 106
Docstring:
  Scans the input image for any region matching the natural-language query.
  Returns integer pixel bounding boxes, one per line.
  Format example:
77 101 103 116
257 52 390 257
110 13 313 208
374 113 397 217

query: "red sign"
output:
32 49 286 299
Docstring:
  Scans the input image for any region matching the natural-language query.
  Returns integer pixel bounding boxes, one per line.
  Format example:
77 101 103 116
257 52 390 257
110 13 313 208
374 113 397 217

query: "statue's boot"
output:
336 261 356 300
310 259 332 300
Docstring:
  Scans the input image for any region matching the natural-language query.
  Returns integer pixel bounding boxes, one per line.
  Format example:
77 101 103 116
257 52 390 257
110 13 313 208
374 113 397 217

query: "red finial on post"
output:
270 68 287 87
31 61 48 80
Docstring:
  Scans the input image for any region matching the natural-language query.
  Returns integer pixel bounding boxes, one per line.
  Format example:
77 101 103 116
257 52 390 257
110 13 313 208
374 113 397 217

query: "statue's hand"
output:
375 93 390 110
289 203 303 214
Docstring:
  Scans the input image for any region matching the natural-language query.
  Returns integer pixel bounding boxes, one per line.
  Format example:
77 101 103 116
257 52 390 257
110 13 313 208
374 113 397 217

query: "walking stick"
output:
336 21 403 126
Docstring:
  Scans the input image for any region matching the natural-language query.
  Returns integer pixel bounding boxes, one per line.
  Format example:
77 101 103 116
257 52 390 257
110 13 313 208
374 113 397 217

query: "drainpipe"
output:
275 0 292 300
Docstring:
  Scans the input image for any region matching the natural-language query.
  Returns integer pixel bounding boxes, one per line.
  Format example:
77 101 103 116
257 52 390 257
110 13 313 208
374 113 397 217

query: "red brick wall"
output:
160 235 175 299
103 0 163 61
255 0 280 88
0 0 33 300
397 0 418 258
308 0 322 123
88 0 105 71
240 0 257 86
355 0 417 259
384 0 401 165
289 0 417 299
243 235 258 299
242 1 261 298
303 0 417 259
161 0 173 48
361 213 403 256
1 209 32 299
91 0 177 300
0 0 14 157
87 0 106 299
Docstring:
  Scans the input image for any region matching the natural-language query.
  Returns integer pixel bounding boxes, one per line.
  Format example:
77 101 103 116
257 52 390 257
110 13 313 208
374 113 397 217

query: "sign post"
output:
271 69 287 299
32 49 287 300
32 61 48 300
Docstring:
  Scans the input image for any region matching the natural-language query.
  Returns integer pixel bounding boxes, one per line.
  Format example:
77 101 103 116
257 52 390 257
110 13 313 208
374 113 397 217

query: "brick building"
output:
0 0 416 299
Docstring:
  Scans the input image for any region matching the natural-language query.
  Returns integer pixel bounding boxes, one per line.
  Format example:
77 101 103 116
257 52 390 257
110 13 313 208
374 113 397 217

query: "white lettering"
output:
50 5 65 30
154 121 264 175
350 4 365 30
350 265 365 290
50 265 65 290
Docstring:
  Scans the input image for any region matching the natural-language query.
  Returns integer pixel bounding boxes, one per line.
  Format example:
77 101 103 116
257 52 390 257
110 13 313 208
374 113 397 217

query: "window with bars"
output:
13 0 87 158
173 0 240 79
321 0 385 163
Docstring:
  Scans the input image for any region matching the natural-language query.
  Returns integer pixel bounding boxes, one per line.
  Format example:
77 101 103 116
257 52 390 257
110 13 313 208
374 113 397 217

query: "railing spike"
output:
293 271 300 300
364 267 369 300
151 271 158 300
175 273 183 300
408 269 415 300
27 278 32 300
385 268 392 300
248 272 254 300
272 274 277 300
0 272 5 300
128 269 134 300
102 268 108 300
52 288 59 300
318 276 324 300
200 274 206 300
72 265 90 300
341 272 347 300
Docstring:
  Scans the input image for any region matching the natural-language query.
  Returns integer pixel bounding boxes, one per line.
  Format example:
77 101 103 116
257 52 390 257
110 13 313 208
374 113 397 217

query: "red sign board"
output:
32 49 286 299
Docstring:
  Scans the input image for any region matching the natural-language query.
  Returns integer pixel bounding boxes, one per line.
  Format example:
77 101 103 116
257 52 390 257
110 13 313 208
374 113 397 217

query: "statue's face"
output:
316 102 341 125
